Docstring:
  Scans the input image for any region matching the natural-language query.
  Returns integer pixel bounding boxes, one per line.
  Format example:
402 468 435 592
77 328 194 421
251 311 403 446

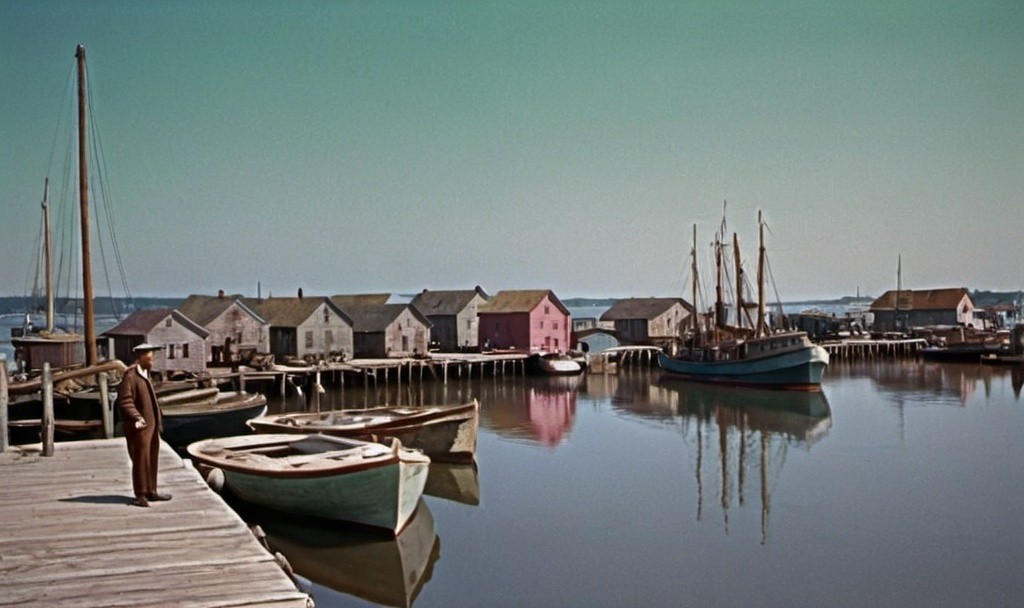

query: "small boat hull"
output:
188 434 430 534
160 392 268 448
526 353 584 376
658 344 829 390
247 401 479 463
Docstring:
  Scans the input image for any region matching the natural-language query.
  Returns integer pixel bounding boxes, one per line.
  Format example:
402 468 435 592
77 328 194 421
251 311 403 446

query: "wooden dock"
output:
0 439 311 608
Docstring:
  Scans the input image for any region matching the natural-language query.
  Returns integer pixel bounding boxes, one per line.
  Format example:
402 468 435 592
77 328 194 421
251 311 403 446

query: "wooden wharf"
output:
0 439 311 608
820 338 927 360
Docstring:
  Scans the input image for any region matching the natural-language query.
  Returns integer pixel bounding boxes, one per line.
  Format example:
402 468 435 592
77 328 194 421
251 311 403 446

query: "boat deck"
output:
0 439 310 607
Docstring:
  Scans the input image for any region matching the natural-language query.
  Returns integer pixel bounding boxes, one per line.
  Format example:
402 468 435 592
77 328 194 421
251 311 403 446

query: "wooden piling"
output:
42 364 54 457
1 357 9 451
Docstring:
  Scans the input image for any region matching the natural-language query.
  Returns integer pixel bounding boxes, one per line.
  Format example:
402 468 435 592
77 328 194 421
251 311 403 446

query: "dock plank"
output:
0 439 310 608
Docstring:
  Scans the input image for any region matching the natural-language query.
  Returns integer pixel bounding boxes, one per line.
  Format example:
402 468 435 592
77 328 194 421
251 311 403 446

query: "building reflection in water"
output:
475 375 581 447
240 498 440 608
601 371 832 543
828 360 1023 407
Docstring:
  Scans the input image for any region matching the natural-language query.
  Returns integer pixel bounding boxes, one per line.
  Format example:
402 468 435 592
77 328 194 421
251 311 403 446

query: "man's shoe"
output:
131 496 150 507
148 492 172 501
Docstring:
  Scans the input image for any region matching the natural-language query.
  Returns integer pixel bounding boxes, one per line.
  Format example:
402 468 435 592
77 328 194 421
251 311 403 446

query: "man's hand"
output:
135 419 147 430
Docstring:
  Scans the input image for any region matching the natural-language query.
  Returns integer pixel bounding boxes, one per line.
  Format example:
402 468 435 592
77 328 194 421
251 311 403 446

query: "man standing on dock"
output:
117 343 171 507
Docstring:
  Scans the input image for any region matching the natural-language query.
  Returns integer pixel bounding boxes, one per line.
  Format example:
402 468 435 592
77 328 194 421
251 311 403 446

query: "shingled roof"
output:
410 287 490 316
600 297 692 321
331 294 392 310
870 288 971 311
241 297 352 327
342 303 433 333
479 290 569 316
178 294 265 326
103 309 209 339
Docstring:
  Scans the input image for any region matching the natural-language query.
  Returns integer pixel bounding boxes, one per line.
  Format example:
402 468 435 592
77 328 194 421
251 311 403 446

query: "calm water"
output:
234 360 1024 608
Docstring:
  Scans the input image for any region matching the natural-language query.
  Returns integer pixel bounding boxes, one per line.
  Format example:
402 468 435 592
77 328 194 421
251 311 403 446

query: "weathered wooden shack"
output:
410 286 490 351
177 292 268 363
242 296 353 361
870 288 975 332
332 295 432 358
478 290 571 353
599 297 693 348
102 309 208 374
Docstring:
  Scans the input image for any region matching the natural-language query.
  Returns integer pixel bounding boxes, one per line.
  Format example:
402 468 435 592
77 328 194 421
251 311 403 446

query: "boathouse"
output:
870 288 975 332
599 297 693 348
410 287 490 352
243 295 353 362
102 309 208 374
177 292 268 364
333 295 432 358
478 290 571 353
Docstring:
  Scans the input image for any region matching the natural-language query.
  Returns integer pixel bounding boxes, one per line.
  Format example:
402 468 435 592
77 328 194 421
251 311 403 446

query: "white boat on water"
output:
187 433 430 534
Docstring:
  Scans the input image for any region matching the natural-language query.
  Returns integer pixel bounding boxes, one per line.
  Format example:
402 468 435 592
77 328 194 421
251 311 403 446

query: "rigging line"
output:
45 62 77 180
764 255 786 328
86 79 134 316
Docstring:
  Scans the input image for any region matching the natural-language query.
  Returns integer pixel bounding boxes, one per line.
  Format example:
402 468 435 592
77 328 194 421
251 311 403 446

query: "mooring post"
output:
99 371 112 438
42 363 54 457
0 357 9 452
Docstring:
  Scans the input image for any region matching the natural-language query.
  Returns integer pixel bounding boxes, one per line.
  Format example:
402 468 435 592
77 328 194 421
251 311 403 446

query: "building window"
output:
539 320 544 329
325 330 333 346
553 321 558 330
165 318 172 328
324 308 330 323
182 343 189 359
167 344 176 359
544 305 550 314
305 331 314 348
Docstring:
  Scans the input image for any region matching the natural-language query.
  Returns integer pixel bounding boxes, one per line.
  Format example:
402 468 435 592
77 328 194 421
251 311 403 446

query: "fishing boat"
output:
159 390 268 448
526 351 585 376
658 210 829 390
187 433 431 534
247 400 479 463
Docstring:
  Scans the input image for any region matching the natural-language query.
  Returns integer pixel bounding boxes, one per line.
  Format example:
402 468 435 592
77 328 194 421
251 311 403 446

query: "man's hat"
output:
133 343 163 353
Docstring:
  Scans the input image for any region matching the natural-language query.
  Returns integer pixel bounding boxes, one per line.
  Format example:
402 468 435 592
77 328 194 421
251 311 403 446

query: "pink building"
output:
478 290 571 353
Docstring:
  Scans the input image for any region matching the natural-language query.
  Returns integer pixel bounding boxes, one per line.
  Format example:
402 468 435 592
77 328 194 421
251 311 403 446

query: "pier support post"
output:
42 363 54 457
99 372 112 439
1 357 9 452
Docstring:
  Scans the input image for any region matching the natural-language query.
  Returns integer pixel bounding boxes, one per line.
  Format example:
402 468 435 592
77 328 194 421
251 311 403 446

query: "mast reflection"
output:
656 376 832 543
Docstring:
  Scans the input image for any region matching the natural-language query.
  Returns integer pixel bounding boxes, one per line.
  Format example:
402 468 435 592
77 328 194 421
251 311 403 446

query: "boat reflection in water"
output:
253 498 440 608
656 376 832 543
424 461 480 506
477 375 580 447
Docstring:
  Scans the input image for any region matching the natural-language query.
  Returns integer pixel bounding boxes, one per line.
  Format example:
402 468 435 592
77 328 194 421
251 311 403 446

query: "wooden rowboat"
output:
187 433 431 534
246 400 479 463
159 391 268 449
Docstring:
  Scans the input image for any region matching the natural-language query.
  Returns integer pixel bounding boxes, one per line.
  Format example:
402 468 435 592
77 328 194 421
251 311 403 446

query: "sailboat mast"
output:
691 224 699 351
42 179 54 332
756 210 767 336
76 44 97 365
733 232 744 330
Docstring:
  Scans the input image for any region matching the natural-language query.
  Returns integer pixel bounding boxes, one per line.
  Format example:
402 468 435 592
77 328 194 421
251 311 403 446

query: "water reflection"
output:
829 360 1024 406
655 377 833 543
476 376 580 446
254 499 440 608
424 461 480 506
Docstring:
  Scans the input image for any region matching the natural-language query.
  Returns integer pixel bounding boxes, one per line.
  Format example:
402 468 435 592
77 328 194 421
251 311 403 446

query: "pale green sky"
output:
2 0 1021 301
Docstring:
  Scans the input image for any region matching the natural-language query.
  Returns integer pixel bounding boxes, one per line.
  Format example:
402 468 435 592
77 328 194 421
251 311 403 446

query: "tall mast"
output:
42 179 54 332
715 201 726 331
756 210 767 337
895 254 902 332
733 232 744 330
691 224 699 351
76 44 97 365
